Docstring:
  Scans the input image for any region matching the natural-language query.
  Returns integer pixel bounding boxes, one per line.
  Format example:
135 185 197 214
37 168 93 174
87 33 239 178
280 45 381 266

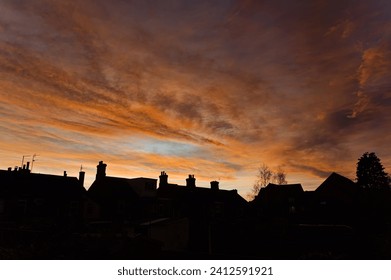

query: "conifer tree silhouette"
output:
356 152 390 190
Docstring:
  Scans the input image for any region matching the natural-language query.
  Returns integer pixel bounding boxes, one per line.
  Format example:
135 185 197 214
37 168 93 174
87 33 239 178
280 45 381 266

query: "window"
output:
69 201 80 217
85 202 94 216
117 200 127 215
0 199 4 214
145 182 156 191
17 199 27 216
213 202 224 217
34 198 44 206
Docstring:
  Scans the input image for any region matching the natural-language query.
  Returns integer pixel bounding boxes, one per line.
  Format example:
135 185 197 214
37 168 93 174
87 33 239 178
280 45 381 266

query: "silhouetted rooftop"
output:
158 182 246 204
88 176 157 199
264 183 303 192
316 172 357 194
0 169 85 197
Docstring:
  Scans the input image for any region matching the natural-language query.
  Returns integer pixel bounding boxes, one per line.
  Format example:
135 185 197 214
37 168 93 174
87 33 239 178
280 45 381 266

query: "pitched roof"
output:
88 176 157 198
158 183 247 204
253 183 304 204
0 169 85 198
261 183 304 195
267 183 303 191
315 172 356 194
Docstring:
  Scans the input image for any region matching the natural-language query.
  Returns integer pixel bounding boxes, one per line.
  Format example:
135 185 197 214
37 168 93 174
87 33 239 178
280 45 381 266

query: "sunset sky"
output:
1 0 390 196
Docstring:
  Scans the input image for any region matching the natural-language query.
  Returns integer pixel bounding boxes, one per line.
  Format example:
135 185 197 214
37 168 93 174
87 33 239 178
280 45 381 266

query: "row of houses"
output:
0 161 249 257
0 161 389 258
253 172 391 226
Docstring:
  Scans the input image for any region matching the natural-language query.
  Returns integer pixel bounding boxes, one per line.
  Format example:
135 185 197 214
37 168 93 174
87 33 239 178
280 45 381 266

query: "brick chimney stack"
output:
79 171 85 188
186 174 196 188
96 161 107 181
210 181 219 191
159 171 168 188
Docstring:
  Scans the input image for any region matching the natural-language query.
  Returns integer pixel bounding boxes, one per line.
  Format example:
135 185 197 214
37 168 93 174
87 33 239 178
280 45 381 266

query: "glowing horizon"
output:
1 0 391 197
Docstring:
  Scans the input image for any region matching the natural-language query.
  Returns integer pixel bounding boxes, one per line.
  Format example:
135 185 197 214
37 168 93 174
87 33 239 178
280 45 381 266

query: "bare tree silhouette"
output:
247 164 288 200
247 163 273 200
273 166 287 185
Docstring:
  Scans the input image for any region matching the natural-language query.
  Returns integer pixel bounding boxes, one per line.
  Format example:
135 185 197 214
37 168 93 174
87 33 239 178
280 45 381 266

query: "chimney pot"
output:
186 174 196 188
159 171 168 188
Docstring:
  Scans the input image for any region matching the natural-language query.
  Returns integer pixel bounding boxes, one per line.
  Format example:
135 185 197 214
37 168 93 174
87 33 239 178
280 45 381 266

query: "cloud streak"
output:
0 0 391 194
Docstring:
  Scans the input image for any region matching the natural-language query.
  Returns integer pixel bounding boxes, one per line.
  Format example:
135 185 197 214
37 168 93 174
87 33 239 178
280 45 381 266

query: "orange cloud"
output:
1 0 391 198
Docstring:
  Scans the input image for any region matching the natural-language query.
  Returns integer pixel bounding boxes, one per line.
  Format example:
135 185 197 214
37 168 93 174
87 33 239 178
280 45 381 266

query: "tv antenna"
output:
21 155 30 168
31 154 39 172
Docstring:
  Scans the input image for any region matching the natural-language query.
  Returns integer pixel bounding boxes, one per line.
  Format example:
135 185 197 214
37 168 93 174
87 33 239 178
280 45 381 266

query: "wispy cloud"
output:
1 0 391 194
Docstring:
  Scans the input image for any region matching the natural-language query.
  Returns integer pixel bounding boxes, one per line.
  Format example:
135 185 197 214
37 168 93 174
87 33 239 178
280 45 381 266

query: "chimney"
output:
64 171 67 177
96 161 107 180
210 181 219 191
186 174 196 188
26 161 30 170
79 171 85 188
159 171 168 188
7 167 12 172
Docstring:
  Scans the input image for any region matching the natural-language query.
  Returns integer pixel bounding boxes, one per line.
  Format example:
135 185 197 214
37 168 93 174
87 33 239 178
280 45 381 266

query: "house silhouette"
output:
88 161 157 223
0 160 390 259
313 172 358 224
86 162 248 255
252 183 304 220
157 172 248 254
0 165 86 230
